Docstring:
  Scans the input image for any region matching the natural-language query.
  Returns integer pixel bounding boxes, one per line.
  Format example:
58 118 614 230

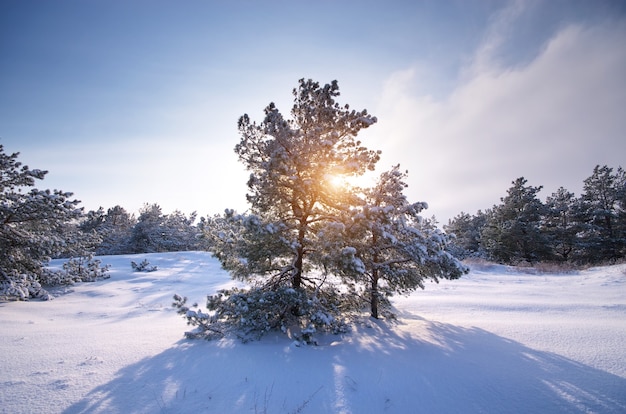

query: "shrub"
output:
131 259 158 272
173 285 351 344
0 271 52 301
40 255 110 286
2 256 110 301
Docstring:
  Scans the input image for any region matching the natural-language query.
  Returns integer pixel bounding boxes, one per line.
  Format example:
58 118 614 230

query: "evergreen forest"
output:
445 167 626 266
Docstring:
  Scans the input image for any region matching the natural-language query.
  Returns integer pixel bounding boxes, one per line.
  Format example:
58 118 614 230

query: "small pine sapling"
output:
131 259 158 272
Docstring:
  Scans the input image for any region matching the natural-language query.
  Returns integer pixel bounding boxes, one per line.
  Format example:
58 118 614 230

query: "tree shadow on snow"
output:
63 316 626 414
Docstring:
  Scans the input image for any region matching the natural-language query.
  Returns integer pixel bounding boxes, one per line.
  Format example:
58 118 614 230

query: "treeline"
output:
0 144 212 300
445 165 626 265
78 204 207 256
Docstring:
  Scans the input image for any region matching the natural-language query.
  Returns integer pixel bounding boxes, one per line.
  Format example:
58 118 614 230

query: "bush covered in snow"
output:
131 259 158 272
0 271 53 301
40 256 111 286
173 286 352 344
1 256 110 301
64 255 110 282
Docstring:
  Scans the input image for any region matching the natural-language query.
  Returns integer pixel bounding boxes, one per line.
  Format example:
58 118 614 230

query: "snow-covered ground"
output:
1 252 625 413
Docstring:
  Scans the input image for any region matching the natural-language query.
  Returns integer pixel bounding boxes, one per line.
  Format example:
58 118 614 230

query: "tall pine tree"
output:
179 79 465 340
577 165 626 262
232 79 380 289
542 187 581 262
341 166 467 318
481 177 550 264
0 145 83 299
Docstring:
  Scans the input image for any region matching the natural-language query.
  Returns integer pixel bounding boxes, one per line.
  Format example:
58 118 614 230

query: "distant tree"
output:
446 166 626 266
79 207 107 234
161 210 199 251
577 165 626 263
618 167 626 256
81 206 136 255
100 205 136 254
444 210 489 259
127 203 166 253
481 177 550 264
82 203 195 255
340 166 467 318
541 187 581 262
0 145 83 299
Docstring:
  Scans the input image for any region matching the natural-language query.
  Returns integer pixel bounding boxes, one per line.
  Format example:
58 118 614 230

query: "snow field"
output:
1 252 624 413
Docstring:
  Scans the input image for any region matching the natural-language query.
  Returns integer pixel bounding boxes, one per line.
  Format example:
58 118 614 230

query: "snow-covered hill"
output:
1 252 625 413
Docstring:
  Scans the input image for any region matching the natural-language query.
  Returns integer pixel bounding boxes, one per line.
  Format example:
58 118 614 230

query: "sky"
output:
1 0 625 224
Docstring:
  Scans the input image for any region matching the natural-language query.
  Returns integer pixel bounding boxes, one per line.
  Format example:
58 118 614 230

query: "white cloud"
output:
373 18 626 223
468 0 528 76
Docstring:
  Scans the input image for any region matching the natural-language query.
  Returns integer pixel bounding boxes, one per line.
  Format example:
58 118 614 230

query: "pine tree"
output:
87 205 136 255
444 210 489 259
131 207 199 253
577 165 626 263
0 145 83 299
339 166 467 318
481 177 550 264
542 187 581 262
161 210 199 251
184 79 381 340
182 79 465 340
233 79 380 289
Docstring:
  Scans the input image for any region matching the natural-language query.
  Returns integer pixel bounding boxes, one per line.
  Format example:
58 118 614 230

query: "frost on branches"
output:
0 145 107 300
131 259 158 272
233 78 380 291
340 166 468 319
173 286 348 345
180 79 465 342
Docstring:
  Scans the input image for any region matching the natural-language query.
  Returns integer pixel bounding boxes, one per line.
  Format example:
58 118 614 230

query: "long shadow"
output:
63 318 626 414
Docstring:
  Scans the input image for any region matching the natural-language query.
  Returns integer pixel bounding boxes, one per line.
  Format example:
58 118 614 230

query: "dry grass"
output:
531 261 581 274
462 257 582 274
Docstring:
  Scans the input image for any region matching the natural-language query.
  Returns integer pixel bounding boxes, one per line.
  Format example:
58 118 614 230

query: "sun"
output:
328 174 348 189
326 171 376 191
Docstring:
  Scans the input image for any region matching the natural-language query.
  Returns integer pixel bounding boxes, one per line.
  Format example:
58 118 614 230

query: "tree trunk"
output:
370 270 379 319
292 223 306 289
371 236 380 319
293 247 303 289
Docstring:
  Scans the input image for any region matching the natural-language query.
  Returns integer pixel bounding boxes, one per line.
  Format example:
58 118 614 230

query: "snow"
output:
1 252 625 413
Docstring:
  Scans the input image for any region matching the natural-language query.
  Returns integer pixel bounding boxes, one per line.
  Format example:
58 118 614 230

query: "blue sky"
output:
1 0 625 223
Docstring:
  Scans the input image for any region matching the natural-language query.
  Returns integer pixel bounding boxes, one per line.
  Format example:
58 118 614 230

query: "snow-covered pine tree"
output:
126 204 199 253
444 210 489 259
542 187 581 262
481 177 550 264
577 165 626 263
127 203 166 253
234 79 380 290
0 145 84 300
161 210 199 251
81 205 136 255
186 79 381 341
337 165 468 319
182 80 469 340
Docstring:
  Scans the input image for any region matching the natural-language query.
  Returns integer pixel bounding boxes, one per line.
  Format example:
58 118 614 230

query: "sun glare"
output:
328 174 347 189
326 171 376 191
